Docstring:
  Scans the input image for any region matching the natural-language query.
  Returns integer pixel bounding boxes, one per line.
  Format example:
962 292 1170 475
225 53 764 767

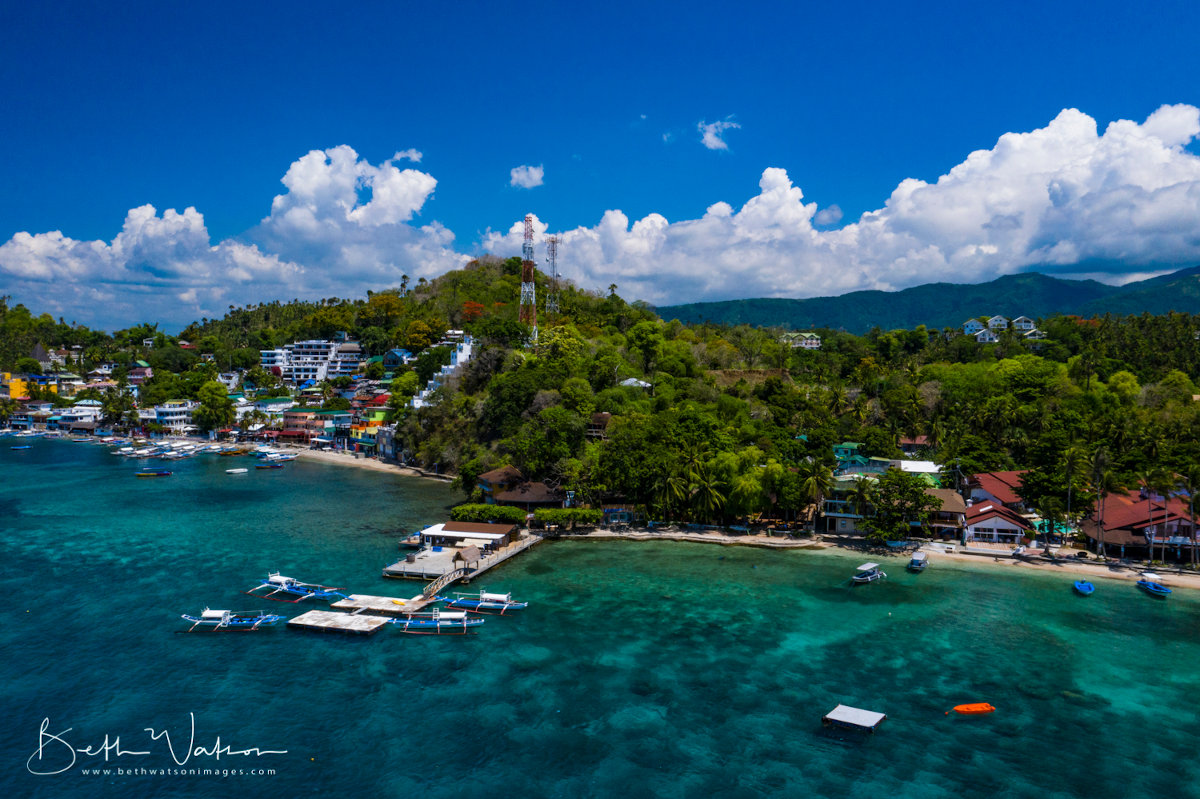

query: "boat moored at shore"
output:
852 562 887 583
246 572 347 602
442 590 528 614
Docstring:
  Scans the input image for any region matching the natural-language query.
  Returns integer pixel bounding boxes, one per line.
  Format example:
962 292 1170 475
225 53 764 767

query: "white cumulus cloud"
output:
510 164 545 189
698 116 741 150
0 145 465 329
485 105 1200 306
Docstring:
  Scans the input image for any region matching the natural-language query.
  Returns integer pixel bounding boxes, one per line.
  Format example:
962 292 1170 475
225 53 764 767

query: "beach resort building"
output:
1081 490 1196 560
154 400 198 433
418 521 519 554
963 502 1033 544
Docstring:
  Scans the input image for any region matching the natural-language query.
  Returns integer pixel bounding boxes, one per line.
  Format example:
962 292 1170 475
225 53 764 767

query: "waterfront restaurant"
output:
1081 489 1196 560
419 521 518 554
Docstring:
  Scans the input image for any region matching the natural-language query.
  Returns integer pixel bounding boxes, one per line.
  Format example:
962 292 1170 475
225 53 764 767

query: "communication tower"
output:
519 214 537 342
544 235 561 314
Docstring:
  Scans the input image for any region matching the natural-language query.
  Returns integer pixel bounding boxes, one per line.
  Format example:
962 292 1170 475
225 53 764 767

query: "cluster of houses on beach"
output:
824 441 1196 560
0 332 475 459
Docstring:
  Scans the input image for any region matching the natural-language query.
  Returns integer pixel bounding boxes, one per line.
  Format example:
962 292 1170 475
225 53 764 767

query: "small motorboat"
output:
907 552 928 572
949 703 996 715
852 562 887 584
226 468 249 474
1137 580 1171 597
136 470 173 478
1073 580 1095 596
255 463 285 470
10 445 31 450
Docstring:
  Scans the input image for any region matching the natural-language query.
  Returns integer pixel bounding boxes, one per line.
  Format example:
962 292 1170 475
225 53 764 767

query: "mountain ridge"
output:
654 266 1200 333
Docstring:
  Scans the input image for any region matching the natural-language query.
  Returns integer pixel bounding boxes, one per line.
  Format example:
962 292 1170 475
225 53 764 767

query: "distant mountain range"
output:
654 266 1200 333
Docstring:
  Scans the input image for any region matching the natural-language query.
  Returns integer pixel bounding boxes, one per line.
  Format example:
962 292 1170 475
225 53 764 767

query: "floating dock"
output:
329 594 437 617
287 610 390 636
822 704 887 733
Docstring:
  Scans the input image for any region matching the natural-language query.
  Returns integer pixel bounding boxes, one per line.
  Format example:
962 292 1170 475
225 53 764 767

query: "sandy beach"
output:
566 527 1200 590
285 448 1200 591
294 447 454 481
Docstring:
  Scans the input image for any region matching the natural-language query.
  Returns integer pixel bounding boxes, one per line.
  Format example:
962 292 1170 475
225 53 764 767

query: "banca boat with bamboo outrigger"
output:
181 608 286 632
245 572 347 602
387 609 485 634
441 590 528 615
852 562 887 584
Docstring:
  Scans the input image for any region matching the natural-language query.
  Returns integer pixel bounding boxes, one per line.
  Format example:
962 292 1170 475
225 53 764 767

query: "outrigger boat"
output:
907 552 928 572
245 572 346 602
181 608 285 632
388 609 485 634
441 590 528 615
852 562 887 584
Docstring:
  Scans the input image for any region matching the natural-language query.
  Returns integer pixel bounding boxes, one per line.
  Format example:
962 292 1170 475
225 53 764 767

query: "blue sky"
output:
3 0 1200 330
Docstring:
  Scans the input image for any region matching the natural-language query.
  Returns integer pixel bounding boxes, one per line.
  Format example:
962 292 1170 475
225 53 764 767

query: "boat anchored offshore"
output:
136 470 173 478
852 562 887 584
948 703 996 715
907 552 928 572
1073 580 1095 596
442 590 528 615
226 468 249 474
181 608 286 632
245 572 347 602
388 609 485 634
1137 579 1172 597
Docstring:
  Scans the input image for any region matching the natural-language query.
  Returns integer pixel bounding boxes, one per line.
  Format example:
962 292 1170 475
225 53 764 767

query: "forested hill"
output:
655 266 1200 332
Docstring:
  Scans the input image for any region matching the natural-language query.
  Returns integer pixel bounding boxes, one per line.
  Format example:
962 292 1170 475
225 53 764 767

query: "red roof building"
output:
964 501 1033 544
1081 490 1195 557
967 470 1028 510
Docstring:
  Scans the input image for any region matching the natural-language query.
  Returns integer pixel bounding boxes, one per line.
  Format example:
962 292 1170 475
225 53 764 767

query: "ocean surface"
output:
2 437 1198 799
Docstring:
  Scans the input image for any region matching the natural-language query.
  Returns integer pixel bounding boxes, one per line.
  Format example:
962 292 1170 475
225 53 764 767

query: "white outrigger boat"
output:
441 590 528 615
245 572 346 602
852 562 887 584
181 608 285 632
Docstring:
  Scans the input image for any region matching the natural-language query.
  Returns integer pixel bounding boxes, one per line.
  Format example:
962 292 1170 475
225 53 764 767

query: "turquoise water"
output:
2 439 1199 798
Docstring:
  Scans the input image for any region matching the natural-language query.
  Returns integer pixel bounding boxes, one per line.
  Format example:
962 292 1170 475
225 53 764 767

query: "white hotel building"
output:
260 340 364 385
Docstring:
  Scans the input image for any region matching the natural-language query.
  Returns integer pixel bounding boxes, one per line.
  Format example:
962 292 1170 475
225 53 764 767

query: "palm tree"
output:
688 464 725 524
1183 465 1200 568
849 477 875 531
1091 468 1121 558
798 460 834 532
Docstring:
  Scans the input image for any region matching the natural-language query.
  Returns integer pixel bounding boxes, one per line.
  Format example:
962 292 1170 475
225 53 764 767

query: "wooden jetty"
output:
822 704 887 733
383 533 543 586
329 594 438 617
287 609 390 636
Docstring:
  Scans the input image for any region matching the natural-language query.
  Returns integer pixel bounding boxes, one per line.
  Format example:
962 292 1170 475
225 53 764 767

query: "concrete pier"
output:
383 534 543 583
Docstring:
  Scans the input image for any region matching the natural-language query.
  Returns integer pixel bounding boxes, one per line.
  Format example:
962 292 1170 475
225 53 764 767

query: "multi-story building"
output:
155 400 198 432
259 339 364 385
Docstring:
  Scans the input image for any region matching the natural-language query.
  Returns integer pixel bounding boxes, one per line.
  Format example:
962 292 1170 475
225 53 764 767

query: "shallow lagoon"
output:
2 439 1197 798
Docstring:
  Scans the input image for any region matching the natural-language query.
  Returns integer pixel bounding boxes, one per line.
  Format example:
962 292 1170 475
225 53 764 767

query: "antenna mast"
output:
544 235 560 314
519 214 538 343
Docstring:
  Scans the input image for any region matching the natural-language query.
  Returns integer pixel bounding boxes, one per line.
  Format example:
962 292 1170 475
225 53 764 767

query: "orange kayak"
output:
952 703 995 715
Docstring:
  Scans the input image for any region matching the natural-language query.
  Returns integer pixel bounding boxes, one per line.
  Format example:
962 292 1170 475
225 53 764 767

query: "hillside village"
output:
2 259 1200 565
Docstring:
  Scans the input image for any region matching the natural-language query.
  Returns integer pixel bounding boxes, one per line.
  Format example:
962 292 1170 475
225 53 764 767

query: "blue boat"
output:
10 445 31 450
442 590 528 615
1137 580 1172 597
907 552 928 572
852 562 887 584
1073 580 1095 596
388 610 485 634
181 608 286 632
245 572 347 602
